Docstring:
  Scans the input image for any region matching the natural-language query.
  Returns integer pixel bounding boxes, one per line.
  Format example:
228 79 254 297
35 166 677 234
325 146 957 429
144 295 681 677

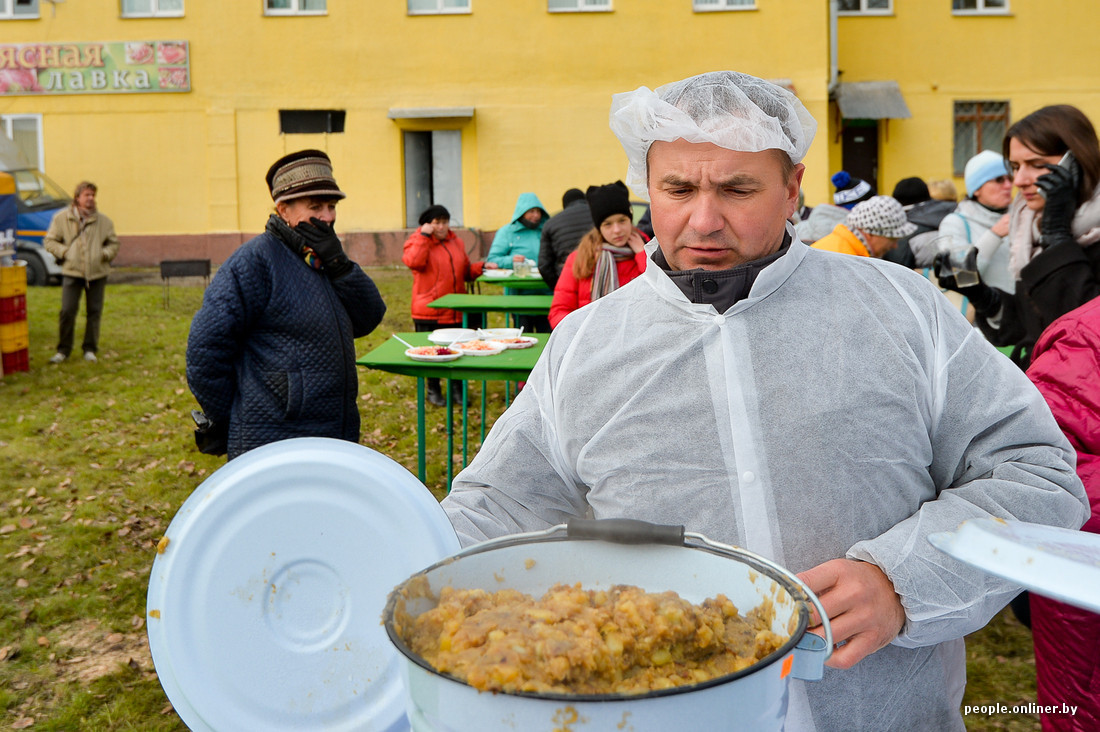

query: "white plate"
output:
405 347 462 362
928 518 1100 613
453 340 506 356
481 269 512 279
427 328 475 346
478 327 522 339
147 438 460 732
488 335 539 349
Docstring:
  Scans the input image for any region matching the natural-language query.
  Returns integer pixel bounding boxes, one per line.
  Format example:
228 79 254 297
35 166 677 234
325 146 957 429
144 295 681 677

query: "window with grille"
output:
1 0 38 19
952 0 1008 12
408 0 470 13
837 0 890 13
694 0 755 10
953 101 1009 175
279 110 346 134
548 0 611 12
122 0 183 17
264 0 326 15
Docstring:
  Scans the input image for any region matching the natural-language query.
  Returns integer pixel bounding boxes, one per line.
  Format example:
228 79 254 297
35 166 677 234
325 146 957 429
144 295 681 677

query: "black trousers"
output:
57 276 108 356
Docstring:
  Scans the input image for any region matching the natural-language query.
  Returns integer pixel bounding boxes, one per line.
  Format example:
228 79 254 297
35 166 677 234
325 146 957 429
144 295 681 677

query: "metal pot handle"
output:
566 517 685 545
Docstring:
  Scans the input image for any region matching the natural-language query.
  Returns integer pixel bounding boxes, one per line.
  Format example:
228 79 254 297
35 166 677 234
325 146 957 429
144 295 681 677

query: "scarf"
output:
1008 185 1100 279
590 244 635 301
266 214 324 270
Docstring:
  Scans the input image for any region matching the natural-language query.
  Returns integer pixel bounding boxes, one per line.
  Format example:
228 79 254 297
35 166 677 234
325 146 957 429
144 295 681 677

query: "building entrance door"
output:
841 120 879 192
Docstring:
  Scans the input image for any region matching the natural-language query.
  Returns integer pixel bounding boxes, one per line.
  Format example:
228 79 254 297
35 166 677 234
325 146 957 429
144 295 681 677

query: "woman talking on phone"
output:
937 105 1100 365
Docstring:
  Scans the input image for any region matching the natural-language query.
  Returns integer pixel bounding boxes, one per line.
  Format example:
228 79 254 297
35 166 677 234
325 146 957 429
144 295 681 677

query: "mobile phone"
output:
1039 150 1078 199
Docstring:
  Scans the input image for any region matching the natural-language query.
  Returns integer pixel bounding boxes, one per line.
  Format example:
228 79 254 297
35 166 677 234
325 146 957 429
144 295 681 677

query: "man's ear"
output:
787 163 806 219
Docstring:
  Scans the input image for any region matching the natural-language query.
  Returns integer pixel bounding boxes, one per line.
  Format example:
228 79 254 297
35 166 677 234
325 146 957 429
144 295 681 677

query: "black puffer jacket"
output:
538 199 593 291
186 217 386 459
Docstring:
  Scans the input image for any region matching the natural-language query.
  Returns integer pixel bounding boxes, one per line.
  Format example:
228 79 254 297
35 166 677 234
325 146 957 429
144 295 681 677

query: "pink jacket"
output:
1026 295 1100 732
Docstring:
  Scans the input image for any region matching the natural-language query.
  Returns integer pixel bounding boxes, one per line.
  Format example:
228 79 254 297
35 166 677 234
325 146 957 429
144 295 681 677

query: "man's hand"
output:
419 222 434 237
797 558 905 670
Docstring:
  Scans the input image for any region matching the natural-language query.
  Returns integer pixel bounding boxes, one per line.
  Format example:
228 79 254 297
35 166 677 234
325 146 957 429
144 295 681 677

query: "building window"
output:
953 101 1009 175
264 0 325 15
548 0 611 12
694 0 754 10
837 0 891 13
1 0 38 19
279 110 345 134
952 0 1008 13
404 130 463 228
121 0 183 17
1 115 43 170
408 0 470 13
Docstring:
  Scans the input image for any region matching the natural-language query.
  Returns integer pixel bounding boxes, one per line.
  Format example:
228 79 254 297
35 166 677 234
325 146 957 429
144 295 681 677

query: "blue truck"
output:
1 134 67 286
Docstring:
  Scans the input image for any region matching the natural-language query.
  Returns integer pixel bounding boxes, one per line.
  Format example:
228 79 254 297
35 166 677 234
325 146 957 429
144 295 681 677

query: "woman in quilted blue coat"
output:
186 150 386 460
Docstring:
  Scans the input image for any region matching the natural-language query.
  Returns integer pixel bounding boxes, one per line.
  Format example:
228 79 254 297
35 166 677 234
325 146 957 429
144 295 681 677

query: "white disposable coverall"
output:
442 233 1088 731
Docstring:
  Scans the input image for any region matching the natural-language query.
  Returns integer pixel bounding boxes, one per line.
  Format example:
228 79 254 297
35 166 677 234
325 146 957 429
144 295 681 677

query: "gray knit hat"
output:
266 149 345 204
845 196 918 238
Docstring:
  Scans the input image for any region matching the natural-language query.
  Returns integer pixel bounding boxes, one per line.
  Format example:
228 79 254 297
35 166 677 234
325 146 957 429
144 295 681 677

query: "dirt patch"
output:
53 619 154 683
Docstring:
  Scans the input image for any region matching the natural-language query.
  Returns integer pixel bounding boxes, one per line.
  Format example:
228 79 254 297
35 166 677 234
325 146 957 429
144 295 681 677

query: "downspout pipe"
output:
828 0 839 97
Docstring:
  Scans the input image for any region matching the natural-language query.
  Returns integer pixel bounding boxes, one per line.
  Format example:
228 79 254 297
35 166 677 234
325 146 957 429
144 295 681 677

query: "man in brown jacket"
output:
43 181 119 363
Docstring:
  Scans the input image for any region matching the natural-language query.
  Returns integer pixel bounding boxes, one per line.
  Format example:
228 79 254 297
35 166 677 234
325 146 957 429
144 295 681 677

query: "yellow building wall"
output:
1 0 831 246
836 0 1100 201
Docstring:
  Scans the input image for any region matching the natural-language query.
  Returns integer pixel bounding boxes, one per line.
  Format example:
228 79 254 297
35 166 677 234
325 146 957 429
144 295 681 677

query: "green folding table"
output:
475 272 548 290
428 293 553 329
356 332 547 489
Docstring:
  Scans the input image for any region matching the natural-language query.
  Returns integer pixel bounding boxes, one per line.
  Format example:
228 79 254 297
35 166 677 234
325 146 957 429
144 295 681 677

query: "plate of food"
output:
478 327 522 340
452 339 506 357
405 346 462 362
482 269 512 279
427 328 476 345
488 335 539 349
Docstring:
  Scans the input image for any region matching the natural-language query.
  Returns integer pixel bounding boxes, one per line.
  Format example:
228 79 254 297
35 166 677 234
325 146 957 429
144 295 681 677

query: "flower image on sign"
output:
0 41 190 96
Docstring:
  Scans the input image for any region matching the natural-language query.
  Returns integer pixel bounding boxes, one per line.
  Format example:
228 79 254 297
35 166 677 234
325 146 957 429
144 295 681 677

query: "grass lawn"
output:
0 267 1041 730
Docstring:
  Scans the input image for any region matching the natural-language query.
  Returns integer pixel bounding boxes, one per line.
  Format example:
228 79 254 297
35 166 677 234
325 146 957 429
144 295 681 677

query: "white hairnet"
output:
609 70 818 199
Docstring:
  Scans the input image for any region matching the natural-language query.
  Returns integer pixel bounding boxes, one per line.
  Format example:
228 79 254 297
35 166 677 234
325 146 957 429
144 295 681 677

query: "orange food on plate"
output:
455 340 500 351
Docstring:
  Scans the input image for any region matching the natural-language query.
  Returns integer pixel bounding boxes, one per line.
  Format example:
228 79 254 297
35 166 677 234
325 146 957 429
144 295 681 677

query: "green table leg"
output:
461 380 469 469
416 377 426 484
446 382 454 489
480 380 487 449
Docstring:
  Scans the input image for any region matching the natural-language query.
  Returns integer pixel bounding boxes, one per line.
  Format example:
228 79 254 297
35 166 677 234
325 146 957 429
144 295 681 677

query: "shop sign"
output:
0 40 190 96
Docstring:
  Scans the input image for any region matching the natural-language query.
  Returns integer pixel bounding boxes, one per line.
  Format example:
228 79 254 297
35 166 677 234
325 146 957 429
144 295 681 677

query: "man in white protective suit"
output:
440 71 1089 731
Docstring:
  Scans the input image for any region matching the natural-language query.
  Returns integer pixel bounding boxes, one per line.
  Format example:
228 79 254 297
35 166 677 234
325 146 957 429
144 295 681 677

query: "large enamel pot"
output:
384 518 832 732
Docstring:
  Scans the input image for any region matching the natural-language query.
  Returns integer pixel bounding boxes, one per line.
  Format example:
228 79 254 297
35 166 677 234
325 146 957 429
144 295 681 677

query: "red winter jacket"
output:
1026 295 1100 732
549 247 648 328
402 230 485 324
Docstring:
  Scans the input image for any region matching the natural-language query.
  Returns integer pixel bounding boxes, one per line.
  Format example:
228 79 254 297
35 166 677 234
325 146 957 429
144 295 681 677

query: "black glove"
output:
295 217 353 279
1036 158 1080 248
933 248 1001 313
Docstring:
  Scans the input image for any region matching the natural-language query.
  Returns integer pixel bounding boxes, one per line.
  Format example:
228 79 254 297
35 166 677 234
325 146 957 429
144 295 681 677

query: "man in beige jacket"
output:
43 181 120 363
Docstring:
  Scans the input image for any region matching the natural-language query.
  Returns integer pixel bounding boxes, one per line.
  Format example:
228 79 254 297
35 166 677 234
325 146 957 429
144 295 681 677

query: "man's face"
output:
277 196 338 227
76 188 96 213
521 208 543 225
647 140 803 271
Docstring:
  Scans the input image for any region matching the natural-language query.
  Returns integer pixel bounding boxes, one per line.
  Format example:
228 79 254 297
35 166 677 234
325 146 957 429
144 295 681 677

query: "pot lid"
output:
928 518 1100 613
147 437 460 731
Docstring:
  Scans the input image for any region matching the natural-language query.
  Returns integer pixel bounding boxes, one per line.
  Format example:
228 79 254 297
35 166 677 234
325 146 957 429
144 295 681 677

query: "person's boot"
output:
426 378 446 407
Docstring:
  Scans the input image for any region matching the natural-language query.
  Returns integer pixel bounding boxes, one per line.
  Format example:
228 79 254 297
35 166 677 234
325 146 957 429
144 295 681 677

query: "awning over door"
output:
835 81 911 120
